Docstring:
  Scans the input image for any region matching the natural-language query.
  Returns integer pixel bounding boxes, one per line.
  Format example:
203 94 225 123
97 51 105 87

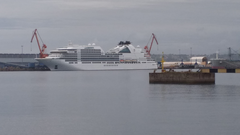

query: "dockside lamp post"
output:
21 45 23 63
161 52 165 73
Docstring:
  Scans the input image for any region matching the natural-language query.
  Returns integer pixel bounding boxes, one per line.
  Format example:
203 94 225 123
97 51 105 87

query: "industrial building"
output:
0 53 48 70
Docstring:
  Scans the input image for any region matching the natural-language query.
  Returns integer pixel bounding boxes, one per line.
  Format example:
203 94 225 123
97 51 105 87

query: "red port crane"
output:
30 29 48 58
144 33 158 56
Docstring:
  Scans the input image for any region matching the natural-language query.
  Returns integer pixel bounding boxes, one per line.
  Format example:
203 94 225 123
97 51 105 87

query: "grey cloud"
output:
0 0 240 55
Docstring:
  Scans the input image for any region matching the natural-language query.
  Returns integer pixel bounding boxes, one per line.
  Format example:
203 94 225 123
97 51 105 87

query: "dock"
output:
149 69 240 84
149 71 215 84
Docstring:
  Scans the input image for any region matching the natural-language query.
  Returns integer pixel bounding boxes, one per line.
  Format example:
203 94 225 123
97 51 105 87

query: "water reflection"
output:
149 84 240 101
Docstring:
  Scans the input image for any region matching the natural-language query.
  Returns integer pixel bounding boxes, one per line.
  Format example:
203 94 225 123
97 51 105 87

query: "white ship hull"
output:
36 58 157 71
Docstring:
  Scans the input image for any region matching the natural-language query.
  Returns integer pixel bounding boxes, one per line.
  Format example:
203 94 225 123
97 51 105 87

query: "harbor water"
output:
0 70 240 135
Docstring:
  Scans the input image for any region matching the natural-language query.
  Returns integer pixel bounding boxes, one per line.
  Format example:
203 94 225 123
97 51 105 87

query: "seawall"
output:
149 72 215 84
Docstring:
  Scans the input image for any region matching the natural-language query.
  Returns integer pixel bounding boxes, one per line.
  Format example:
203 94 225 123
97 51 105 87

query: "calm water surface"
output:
0 71 240 135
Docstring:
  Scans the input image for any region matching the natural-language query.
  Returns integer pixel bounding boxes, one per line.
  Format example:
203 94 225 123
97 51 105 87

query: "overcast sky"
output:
0 0 240 55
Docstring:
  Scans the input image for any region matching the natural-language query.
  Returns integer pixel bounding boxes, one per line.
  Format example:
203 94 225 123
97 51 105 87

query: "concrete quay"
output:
0 66 50 71
149 71 215 84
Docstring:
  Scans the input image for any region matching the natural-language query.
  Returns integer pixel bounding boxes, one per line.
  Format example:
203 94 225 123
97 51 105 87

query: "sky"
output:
0 0 240 55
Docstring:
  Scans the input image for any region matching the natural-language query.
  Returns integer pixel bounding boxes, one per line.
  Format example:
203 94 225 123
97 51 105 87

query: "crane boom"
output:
144 33 158 56
30 29 48 58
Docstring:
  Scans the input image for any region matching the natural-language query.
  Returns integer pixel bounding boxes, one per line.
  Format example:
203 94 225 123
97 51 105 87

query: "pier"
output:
149 71 215 84
149 68 240 84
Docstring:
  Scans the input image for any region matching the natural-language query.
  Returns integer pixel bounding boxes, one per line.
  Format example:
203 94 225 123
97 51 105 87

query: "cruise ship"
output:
35 41 158 71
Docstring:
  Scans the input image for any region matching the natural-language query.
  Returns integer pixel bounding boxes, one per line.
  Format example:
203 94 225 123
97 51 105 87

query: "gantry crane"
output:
144 33 158 56
30 29 48 58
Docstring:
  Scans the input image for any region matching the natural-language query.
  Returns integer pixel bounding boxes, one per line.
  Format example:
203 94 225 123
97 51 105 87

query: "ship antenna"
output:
68 40 73 46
